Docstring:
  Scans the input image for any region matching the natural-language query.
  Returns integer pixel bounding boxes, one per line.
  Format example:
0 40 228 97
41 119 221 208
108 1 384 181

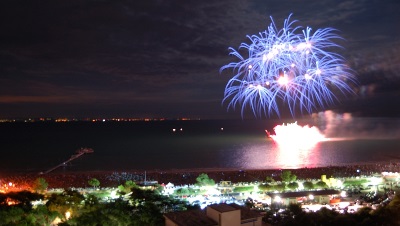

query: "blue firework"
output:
221 14 356 117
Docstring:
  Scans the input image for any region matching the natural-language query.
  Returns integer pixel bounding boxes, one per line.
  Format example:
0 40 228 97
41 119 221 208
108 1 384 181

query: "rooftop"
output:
164 203 263 226
164 209 217 226
208 203 237 213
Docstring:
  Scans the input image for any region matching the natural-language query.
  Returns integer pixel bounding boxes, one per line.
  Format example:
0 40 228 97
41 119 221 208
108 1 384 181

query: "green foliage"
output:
131 202 164 226
4 183 400 226
0 205 60 226
258 183 274 192
173 187 200 197
46 189 85 218
303 181 314 190
287 182 299 190
153 184 164 195
88 178 100 188
64 198 134 226
265 176 275 183
259 183 286 192
33 177 48 193
195 173 215 187
90 190 111 199
0 207 24 225
274 183 286 192
343 179 368 187
118 180 138 195
27 205 61 225
315 181 328 189
85 194 100 207
281 170 297 183
233 186 254 193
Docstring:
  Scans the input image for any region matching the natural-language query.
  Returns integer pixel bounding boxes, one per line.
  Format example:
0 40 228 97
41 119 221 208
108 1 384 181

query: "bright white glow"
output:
297 42 308 50
267 52 274 60
65 211 71 220
268 122 325 149
278 76 288 85
340 191 346 197
382 172 399 177
305 73 312 79
308 194 314 200
370 177 383 185
274 196 281 202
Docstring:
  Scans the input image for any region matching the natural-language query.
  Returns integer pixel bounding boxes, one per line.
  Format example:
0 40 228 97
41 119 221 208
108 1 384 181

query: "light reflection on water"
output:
1 117 400 173
230 138 400 170
233 140 321 169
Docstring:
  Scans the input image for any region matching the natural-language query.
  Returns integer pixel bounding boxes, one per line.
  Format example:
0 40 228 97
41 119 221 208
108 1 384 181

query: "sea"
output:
1 116 400 175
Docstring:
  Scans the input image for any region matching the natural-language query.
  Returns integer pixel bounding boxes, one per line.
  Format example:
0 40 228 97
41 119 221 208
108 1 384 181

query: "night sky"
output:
1 0 399 119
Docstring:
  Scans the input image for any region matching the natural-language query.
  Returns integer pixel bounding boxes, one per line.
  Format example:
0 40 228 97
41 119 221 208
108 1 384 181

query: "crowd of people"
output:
1 162 400 190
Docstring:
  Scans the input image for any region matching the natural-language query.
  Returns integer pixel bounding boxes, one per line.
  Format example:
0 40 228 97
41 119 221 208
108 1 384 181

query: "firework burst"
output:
221 14 357 117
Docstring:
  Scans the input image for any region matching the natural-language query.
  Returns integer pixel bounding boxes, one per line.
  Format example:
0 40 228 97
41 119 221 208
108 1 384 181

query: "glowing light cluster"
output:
221 14 356 117
268 122 325 149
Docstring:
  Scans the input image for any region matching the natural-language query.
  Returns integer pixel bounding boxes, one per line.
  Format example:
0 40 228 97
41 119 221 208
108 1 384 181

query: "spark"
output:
220 14 357 117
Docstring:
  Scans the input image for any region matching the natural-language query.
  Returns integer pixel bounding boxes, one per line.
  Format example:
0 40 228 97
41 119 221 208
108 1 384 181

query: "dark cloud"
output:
0 0 399 119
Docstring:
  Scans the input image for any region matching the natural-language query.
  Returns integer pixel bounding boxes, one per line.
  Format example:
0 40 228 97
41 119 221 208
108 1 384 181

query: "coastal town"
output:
1 162 400 225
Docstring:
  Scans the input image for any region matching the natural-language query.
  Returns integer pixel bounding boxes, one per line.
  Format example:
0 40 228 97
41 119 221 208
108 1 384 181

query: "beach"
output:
1 162 400 190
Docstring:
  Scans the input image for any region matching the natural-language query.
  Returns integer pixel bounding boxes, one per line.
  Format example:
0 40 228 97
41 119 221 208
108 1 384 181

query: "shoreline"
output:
1 162 400 189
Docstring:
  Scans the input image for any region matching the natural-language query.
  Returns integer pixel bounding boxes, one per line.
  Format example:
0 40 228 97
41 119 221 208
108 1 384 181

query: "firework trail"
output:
221 14 357 117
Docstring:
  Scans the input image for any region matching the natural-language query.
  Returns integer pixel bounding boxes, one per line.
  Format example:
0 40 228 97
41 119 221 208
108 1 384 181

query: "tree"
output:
281 170 297 183
195 173 215 187
118 180 138 195
303 181 314 190
32 177 48 193
315 181 328 189
0 207 24 225
46 189 86 219
131 202 164 226
174 187 192 197
26 205 61 226
265 176 275 183
287 182 299 190
88 178 100 189
65 198 134 226
274 183 286 192
258 183 274 192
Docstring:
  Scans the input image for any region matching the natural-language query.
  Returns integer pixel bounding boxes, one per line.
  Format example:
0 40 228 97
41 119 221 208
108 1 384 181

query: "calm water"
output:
1 117 399 174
